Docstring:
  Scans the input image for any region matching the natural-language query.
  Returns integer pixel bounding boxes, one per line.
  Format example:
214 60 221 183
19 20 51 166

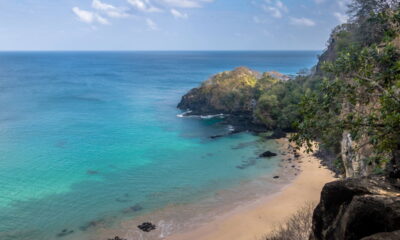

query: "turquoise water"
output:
0 51 319 240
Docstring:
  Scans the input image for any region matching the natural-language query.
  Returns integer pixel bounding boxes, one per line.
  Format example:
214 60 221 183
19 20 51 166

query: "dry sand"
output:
166 138 336 240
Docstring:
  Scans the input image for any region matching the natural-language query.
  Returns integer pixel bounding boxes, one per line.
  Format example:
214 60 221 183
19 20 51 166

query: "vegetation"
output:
199 67 259 113
179 66 308 130
292 0 400 173
180 0 400 175
254 75 309 130
264 203 315 240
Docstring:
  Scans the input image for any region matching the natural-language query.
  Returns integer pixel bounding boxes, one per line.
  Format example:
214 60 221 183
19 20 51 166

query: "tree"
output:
292 2 400 174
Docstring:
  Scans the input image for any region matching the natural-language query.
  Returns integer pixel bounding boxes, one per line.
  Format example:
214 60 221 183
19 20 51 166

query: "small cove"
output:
0 51 319 240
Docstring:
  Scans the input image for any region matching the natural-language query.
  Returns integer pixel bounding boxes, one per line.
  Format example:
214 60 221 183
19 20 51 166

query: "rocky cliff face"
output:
311 176 400 240
341 132 375 178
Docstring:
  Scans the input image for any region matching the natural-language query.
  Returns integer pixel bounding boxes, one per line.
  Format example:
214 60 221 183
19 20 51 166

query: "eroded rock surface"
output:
311 176 400 240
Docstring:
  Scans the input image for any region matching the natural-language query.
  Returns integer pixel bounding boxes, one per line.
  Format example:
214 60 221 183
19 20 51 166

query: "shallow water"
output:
0 51 319 240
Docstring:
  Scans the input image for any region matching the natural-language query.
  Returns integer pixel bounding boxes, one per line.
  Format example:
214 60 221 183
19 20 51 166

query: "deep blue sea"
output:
0 51 319 240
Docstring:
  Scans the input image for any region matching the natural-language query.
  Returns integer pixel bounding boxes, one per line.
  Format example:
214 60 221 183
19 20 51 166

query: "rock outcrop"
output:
340 132 375 178
311 176 400 240
177 67 259 115
177 67 290 132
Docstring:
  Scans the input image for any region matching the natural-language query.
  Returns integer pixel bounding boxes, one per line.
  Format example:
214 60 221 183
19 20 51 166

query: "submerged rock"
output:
79 219 106 231
259 151 278 158
210 134 224 139
56 229 74 237
122 204 143 214
86 170 98 175
236 158 257 169
138 222 156 232
107 237 127 240
311 176 400 240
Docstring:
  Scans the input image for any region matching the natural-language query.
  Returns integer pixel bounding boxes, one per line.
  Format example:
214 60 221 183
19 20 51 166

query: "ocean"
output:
0 51 320 240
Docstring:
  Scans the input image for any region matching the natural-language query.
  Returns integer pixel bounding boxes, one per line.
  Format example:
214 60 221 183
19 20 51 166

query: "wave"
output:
200 114 225 119
176 110 193 118
177 111 226 119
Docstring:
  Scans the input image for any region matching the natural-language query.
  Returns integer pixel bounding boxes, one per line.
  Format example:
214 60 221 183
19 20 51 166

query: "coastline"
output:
165 137 336 240
81 137 336 240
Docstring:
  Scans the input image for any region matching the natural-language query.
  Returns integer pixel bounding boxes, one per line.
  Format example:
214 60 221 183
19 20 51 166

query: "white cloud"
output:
314 0 325 4
290 17 316 27
72 7 110 25
127 0 162 12
146 18 158 30
160 0 214 8
73 0 215 28
92 0 130 18
262 0 288 19
171 8 188 18
92 0 115 11
333 12 348 23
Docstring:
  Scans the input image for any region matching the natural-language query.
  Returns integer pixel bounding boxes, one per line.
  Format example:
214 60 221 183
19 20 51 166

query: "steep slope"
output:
293 1 400 178
177 67 260 115
177 67 299 131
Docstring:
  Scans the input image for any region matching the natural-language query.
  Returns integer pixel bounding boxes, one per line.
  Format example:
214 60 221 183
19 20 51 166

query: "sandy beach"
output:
166 138 336 240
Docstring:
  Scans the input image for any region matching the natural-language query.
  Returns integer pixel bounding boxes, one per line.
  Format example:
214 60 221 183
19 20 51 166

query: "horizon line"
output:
0 49 323 52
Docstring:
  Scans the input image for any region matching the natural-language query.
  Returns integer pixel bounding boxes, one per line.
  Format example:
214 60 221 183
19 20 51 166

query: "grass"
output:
264 203 316 240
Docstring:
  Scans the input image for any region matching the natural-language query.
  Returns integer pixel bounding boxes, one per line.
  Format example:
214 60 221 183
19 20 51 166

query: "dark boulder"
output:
138 222 156 232
266 129 287 139
310 176 400 240
259 151 278 158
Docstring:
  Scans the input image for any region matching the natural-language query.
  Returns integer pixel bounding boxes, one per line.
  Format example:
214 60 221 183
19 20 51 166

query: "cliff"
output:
177 67 259 115
303 2 400 239
177 67 295 131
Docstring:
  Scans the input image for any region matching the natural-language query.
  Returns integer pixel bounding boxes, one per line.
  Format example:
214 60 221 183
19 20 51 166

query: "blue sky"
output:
0 0 351 50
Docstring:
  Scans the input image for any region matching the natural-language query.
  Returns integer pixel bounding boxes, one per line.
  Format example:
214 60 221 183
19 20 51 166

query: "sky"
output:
0 0 351 51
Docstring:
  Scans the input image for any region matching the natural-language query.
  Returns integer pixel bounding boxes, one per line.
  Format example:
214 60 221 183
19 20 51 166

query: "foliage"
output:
292 1 400 169
190 66 309 130
254 77 307 130
197 67 259 113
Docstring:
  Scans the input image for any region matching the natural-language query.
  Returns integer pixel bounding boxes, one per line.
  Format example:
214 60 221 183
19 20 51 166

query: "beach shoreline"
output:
165 137 336 240
83 137 336 240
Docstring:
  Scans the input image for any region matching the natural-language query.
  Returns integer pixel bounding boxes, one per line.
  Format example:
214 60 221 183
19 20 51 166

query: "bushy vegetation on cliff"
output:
178 67 307 130
178 0 400 176
254 74 307 130
292 0 400 174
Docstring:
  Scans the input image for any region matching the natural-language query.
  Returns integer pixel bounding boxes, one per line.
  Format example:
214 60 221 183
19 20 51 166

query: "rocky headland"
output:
177 66 292 134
